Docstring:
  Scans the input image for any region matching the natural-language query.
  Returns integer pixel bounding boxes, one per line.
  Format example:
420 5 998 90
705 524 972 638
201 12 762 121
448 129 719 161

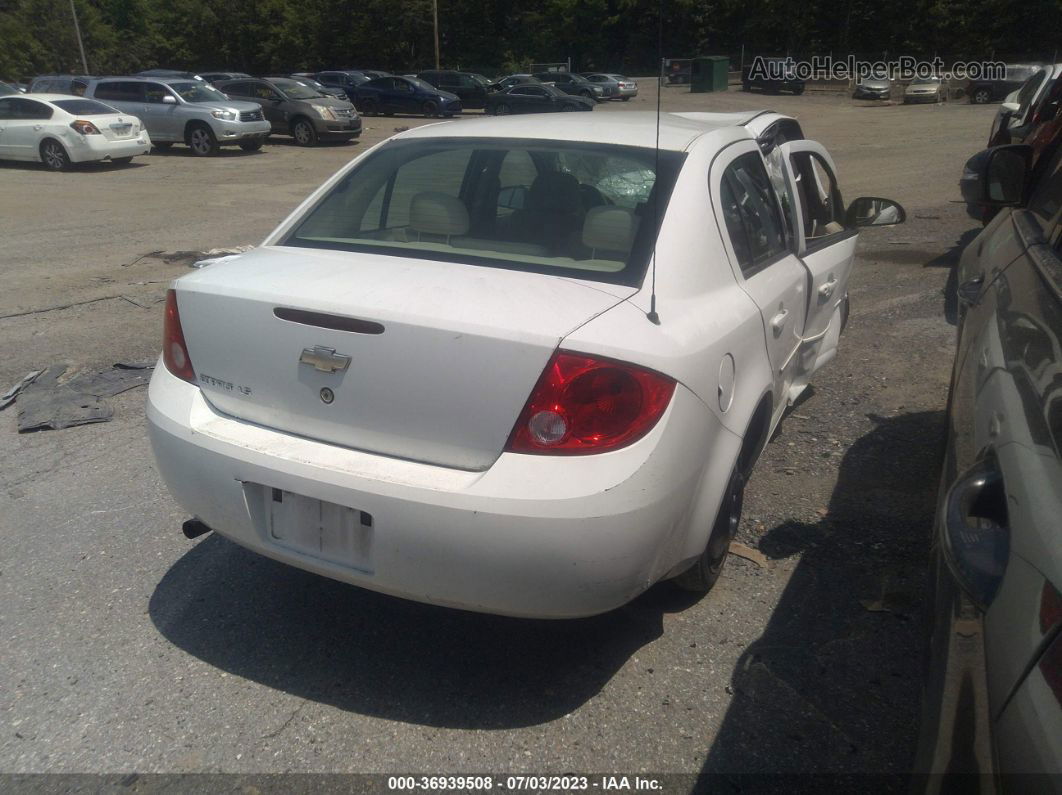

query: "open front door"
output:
769 140 860 400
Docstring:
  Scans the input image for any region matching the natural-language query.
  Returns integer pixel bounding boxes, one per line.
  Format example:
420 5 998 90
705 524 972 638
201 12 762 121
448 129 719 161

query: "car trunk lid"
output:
175 246 634 471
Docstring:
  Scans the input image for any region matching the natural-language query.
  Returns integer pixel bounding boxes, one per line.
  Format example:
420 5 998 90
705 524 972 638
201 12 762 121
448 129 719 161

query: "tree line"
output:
2 0 1061 81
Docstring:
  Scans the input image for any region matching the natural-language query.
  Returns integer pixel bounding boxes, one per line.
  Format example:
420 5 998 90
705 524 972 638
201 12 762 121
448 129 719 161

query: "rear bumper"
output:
67 131 152 162
147 363 725 618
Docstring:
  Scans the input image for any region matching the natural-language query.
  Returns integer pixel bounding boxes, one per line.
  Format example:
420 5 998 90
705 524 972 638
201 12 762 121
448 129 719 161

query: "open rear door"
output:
769 140 860 401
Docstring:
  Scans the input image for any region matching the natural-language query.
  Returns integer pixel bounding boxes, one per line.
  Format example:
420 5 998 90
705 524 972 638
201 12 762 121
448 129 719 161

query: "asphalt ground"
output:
0 81 993 780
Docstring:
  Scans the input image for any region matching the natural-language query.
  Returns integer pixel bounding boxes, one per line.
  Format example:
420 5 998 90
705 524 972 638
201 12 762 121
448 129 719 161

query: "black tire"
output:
291 118 318 147
153 142 173 151
186 123 218 156
561 103 576 112
239 140 263 152
581 90 594 100
792 87 805 95
112 156 134 165
673 466 745 593
971 88 991 104
40 139 70 171
494 102 511 115
360 99 378 116
422 100 439 118
741 81 751 92
620 96 631 101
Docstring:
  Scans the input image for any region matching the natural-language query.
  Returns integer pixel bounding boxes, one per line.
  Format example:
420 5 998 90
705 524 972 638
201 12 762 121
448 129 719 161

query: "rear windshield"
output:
283 138 685 287
52 99 118 115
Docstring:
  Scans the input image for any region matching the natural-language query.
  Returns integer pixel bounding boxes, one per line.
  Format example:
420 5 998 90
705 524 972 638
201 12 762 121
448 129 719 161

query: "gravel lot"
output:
0 82 994 780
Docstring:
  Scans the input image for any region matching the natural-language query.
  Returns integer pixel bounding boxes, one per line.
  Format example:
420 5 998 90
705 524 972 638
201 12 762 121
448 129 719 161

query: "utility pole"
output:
432 0 440 69
69 0 89 74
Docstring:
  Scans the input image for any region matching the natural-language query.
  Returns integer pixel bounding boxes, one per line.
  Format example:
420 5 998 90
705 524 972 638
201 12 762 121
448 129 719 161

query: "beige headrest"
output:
582 206 638 254
409 192 469 236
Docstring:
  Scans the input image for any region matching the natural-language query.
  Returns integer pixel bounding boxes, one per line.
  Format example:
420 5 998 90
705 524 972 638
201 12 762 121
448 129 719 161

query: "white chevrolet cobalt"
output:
148 111 904 617
0 94 151 169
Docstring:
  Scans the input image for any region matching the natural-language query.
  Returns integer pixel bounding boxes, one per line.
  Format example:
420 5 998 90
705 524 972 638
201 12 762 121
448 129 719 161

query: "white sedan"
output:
148 112 904 617
0 94 151 170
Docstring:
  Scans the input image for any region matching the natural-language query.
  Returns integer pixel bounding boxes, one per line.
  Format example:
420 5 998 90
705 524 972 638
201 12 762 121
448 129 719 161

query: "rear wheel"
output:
672 466 745 593
972 87 991 104
291 118 318 146
494 102 511 115
360 99 378 116
40 139 70 171
581 90 594 100
620 96 631 101
186 123 219 156
422 100 439 117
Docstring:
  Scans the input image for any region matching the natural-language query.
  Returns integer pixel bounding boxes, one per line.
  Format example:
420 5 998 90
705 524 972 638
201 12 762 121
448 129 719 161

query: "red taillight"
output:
163 289 196 382
70 120 100 135
505 351 675 455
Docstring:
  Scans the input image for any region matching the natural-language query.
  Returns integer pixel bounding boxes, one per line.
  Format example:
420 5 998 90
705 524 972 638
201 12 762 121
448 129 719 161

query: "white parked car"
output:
148 112 904 618
0 94 151 170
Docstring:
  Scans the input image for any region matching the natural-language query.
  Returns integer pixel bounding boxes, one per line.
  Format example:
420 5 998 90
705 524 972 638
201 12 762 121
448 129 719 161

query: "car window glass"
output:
719 176 754 270
1018 72 1047 113
720 152 788 275
286 140 683 285
223 82 251 96
12 98 53 120
790 151 846 240
253 83 279 100
144 83 171 104
0 99 14 119
1030 145 1062 230
95 81 144 102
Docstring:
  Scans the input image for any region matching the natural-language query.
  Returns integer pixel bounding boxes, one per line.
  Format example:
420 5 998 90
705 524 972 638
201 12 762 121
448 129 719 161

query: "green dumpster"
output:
690 56 729 93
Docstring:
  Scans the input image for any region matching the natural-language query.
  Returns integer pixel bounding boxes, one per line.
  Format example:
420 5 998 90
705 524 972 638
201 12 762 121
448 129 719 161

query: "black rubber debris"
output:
12 361 154 433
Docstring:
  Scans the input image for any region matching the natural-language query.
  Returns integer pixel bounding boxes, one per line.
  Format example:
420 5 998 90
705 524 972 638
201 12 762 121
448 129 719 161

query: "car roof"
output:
94 76 200 85
394 110 772 152
14 93 111 103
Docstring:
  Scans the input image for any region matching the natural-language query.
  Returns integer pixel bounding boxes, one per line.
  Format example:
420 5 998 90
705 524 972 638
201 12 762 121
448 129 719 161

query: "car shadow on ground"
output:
700 409 945 785
263 137 360 148
149 533 699 729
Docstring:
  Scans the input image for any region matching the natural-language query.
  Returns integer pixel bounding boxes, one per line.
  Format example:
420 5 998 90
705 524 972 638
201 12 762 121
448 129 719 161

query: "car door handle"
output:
770 309 789 335
33 124 42 131
958 275 985 306
819 276 838 299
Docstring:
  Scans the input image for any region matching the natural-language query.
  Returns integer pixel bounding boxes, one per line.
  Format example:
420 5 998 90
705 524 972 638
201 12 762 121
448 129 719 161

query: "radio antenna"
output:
646 0 663 326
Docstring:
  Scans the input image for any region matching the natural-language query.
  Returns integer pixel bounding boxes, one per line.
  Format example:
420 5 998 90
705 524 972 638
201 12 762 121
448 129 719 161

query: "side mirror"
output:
1000 101 1020 114
162 95 177 104
846 197 906 227
960 145 1032 206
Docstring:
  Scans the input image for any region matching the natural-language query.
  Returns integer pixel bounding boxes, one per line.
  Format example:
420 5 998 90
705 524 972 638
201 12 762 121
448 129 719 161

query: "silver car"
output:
83 76 271 155
581 73 638 100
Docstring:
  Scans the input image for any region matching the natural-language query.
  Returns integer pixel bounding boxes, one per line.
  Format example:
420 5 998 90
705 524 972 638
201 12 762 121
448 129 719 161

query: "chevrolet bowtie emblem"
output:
299 346 351 373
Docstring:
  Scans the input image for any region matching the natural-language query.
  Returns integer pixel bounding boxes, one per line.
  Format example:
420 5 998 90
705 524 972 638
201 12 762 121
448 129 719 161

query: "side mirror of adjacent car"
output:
846 197 907 227
1000 100 1020 114
960 145 1032 207
162 95 177 104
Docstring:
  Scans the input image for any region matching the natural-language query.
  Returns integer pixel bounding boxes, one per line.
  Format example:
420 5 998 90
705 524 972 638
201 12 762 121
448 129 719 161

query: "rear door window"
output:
95 82 145 102
719 152 789 276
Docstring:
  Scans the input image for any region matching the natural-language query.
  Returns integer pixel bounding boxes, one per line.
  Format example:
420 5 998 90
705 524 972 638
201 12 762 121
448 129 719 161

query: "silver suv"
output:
83 77 271 156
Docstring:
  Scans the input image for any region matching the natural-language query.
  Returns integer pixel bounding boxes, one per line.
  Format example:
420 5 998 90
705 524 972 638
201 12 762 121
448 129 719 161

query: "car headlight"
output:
211 109 237 120
315 105 337 120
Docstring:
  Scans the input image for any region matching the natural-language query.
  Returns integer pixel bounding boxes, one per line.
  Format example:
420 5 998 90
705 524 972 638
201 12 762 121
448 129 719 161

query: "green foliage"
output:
2 0 1061 81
